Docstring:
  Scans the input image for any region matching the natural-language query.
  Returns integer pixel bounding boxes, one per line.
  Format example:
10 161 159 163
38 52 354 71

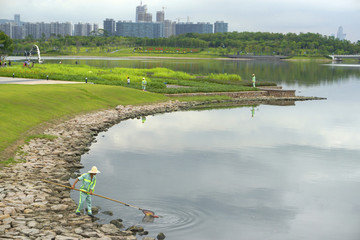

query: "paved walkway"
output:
0 76 84 85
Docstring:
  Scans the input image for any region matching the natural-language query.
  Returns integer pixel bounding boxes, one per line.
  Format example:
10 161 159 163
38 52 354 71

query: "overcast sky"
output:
0 0 359 42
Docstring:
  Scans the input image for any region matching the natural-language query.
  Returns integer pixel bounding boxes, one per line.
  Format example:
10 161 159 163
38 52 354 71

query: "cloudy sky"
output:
1 0 359 42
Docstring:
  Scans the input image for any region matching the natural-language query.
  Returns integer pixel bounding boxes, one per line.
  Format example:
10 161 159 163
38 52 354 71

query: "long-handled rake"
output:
41 179 159 218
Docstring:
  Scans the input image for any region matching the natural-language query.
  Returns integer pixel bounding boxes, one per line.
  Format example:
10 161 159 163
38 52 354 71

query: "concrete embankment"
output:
0 97 325 239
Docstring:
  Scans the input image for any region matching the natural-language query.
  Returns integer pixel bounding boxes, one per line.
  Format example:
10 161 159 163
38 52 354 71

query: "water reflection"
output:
250 105 258 118
74 94 360 239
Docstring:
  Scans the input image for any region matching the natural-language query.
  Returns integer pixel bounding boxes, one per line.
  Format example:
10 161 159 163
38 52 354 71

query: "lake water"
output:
69 58 360 240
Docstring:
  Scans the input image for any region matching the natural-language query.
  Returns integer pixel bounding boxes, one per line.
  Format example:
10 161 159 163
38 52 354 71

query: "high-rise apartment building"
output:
136 4 147 22
37 22 51 38
12 25 23 39
156 11 164 22
85 23 92 36
93 24 99 33
136 4 152 22
145 13 152 22
23 22 36 38
1 4 228 40
0 22 13 38
163 20 176 38
103 18 116 35
74 23 92 36
74 23 85 36
63 22 72 36
13 21 71 39
14 14 21 26
116 21 163 38
214 21 228 33
175 22 213 35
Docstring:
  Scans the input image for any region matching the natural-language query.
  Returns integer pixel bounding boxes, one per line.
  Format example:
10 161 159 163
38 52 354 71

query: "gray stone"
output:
20 227 40 236
2 216 13 225
4 207 16 216
23 208 34 214
100 224 121 235
0 224 11 232
74 227 83 234
0 214 10 220
157 232 166 240
27 220 38 228
54 235 79 240
51 204 68 211
11 220 26 227
127 225 144 233
91 206 100 214
139 231 149 236
110 219 124 229
23 195 35 205
80 231 99 238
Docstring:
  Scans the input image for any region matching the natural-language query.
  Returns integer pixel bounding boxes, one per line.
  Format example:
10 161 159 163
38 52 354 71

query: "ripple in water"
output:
95 198 208 235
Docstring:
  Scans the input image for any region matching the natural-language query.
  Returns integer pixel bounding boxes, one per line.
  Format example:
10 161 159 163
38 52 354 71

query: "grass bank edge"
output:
0 84 168 166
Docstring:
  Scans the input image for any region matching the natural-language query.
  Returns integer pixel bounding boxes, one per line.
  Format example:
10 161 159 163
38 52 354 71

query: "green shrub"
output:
207 73 242 81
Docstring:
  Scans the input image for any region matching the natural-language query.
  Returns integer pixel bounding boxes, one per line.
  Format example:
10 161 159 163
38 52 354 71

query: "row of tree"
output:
2 30 360 56
146 32 360 55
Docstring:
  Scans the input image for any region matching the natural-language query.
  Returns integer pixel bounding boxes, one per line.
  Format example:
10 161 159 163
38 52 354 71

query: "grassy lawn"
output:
0 63 256 94
0 83 167 164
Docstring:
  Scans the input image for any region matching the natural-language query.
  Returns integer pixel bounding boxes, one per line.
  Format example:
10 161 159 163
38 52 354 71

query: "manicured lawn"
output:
0 63 254 94
0 83 167 163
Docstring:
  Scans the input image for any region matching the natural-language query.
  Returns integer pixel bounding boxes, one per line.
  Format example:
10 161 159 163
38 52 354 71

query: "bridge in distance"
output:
329 55 360 61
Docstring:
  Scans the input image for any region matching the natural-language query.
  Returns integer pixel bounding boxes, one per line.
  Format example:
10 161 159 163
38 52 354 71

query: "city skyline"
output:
0 0 359 42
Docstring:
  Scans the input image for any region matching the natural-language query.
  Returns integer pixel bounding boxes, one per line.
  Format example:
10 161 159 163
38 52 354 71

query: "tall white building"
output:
14 14 21 26
136 4 152 22
336 26 346 40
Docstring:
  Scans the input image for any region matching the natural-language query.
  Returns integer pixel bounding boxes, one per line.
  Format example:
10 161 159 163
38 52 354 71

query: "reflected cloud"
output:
92 101 360 154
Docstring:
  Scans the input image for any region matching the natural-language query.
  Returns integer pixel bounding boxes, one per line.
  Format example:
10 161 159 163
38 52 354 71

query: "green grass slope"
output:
0 84 167 162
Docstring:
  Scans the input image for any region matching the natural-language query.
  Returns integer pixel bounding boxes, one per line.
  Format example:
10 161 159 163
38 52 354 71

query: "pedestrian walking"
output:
72 166 100 217
127 76 130 85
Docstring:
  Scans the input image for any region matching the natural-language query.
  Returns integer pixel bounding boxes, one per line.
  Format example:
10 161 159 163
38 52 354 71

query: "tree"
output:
0 31 14 54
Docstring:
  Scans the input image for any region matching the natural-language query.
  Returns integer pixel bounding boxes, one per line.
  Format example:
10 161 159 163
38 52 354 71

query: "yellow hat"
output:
88 166 100 173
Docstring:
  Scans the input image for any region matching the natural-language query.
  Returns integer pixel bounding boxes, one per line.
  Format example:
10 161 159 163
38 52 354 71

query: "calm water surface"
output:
69 59 360 240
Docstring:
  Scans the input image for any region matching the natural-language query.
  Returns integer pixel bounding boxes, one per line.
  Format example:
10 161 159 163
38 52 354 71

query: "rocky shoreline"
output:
0 97 324 239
